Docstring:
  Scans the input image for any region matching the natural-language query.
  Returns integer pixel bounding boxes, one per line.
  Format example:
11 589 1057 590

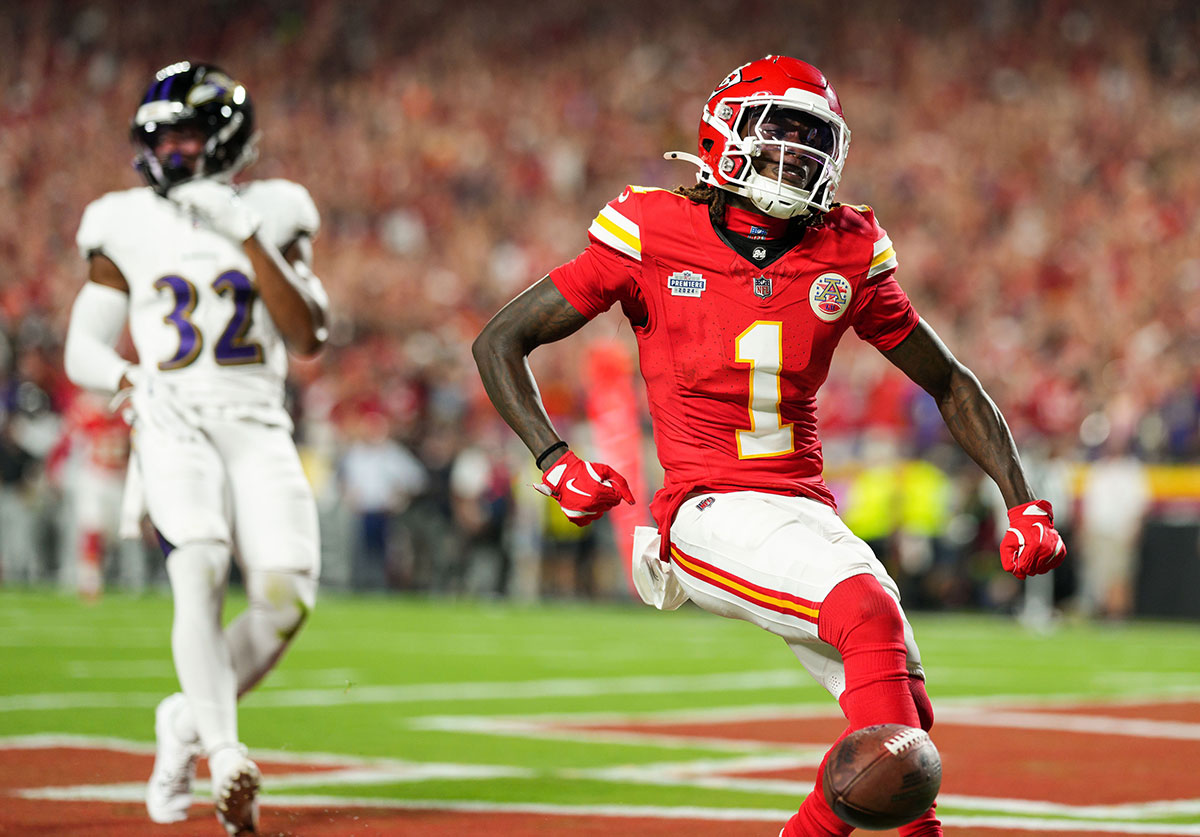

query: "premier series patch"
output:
809 273 852 322
668 270 706 297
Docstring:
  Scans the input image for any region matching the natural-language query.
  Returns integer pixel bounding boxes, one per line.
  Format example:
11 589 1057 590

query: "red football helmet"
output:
668 55 850 219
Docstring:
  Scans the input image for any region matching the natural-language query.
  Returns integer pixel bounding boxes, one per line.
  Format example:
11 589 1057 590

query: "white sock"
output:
226 570 317 696
170 570 317 743
170 694 200 744
165 543 238 754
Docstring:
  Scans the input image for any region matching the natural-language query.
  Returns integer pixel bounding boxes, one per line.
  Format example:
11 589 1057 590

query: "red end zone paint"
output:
3 700 1199 836
562 700 1200 805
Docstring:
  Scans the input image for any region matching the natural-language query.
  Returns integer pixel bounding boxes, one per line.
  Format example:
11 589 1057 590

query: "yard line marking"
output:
0 669 809 712
7 676 1200 714
410 715 827 754
408 690 1200 730
935 707 1200 740
257 765 536 787
64 660 171 679
936 795 1200 820
935 815 1200 835
0 734 520 774
0 692 165 711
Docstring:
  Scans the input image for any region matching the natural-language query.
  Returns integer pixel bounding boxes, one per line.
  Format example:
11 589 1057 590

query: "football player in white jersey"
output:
63 62 330 835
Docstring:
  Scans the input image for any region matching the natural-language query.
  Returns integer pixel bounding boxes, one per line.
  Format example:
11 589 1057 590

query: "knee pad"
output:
245 570 317 641
165 541 231 594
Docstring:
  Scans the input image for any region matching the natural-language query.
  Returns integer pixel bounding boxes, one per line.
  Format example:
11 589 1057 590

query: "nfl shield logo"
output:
753 275 773 299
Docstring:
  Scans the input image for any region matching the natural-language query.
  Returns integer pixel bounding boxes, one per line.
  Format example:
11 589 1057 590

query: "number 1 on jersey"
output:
735 321 794 458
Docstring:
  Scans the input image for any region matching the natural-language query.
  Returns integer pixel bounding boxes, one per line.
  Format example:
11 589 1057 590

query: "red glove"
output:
999 499 1066 580
535 450 634 526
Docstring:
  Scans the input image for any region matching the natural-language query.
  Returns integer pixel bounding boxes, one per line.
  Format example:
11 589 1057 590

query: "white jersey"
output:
75 179 320 411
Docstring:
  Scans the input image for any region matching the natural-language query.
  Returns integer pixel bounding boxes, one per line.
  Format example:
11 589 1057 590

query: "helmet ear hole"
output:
701 139 714 152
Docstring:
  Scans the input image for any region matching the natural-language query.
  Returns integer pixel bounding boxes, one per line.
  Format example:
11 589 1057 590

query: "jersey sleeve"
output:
549 189 646 322
849 211 918 351
76 195 118 260
241 179 320 251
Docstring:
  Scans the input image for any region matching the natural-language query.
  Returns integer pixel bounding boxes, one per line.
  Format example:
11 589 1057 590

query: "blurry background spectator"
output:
337 409 427 590
1077 438 1153 620
2 0 1198 613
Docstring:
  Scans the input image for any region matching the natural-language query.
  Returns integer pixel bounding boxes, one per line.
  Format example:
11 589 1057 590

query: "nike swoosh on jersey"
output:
1023 506 1050 516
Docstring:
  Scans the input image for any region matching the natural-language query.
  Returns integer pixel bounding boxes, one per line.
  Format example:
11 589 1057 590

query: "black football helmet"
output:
131 61 257 194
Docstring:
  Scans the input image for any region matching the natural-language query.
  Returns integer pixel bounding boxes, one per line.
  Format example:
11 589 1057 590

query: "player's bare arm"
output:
244 233 327 357
883 319 1034 508
88 252 130 294
472 276 588 468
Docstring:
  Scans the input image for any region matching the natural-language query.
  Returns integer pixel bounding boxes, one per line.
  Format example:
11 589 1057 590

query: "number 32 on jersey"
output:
155 270 264 370
735 320 794 459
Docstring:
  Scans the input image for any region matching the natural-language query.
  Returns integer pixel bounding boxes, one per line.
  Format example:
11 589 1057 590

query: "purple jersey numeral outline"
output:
154 270 264 370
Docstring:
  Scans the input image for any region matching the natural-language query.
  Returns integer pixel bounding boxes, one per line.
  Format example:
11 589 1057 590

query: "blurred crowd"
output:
1 0 1197 616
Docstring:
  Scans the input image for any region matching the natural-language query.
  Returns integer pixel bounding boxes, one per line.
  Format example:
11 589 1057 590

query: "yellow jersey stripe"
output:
870 245 896 270
590 211 642 261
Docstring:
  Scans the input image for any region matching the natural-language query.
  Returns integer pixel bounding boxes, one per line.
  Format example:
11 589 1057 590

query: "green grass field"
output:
3 589 1200 834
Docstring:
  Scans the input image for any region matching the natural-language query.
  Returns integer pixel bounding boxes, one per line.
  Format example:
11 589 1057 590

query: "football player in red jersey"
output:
474 55 1065 837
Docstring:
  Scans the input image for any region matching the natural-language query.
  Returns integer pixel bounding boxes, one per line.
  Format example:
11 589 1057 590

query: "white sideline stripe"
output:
258 765 535 787
64 660 167 679
0 669 809 712
14 786 1200 834
60 660 361 686
937 794 1200 820
410 702 1200 746
0 729 492 767
15 765 530 799
936 815 1200 835
411 715 827 754
936 707 1200 741
417 688 1200 729
5 676 1199 715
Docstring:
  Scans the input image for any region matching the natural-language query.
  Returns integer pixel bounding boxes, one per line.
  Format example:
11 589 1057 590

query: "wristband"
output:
535 441 568 470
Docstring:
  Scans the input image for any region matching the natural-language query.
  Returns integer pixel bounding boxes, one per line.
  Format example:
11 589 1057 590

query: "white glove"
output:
111 368 202 443
169 179 261 243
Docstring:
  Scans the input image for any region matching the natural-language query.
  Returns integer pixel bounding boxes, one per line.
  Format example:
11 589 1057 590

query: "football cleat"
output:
146 693 201 823
211 745 262 836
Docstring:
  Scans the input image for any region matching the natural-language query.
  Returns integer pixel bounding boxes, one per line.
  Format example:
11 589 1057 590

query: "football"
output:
822 723 942 831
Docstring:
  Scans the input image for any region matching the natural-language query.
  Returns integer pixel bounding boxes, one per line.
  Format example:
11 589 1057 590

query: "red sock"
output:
785 574 929 836
819 573 918 728
897 675 942 835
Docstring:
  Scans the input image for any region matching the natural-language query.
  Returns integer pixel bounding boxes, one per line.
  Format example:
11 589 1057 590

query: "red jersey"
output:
550 186 919 537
